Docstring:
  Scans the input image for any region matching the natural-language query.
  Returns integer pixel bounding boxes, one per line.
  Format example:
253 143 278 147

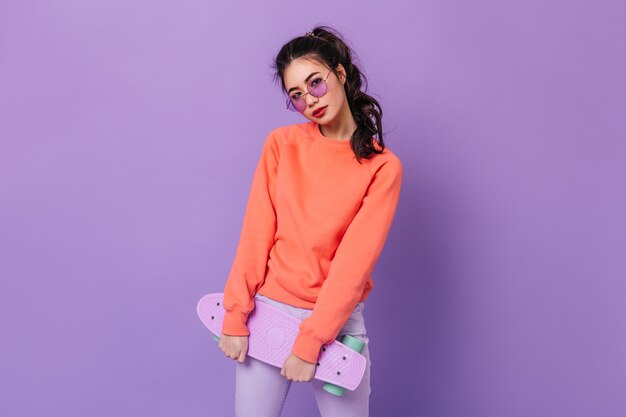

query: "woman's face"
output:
283 58 346 124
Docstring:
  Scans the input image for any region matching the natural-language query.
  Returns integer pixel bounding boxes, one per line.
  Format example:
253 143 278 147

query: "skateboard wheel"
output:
323 383 345 396
212 334 220 342
323 334 366 396
341 334 366 351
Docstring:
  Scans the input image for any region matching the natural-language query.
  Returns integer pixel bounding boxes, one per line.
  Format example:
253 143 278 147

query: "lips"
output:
312 106 327 117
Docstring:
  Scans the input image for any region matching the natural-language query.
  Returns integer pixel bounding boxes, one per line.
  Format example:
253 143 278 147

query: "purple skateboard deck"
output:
197 292 367 391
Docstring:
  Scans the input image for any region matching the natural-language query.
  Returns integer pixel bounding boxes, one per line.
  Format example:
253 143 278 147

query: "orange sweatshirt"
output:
221 120 403 363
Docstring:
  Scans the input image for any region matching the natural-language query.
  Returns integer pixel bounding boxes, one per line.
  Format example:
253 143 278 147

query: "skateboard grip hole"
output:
342 356 346 360
322 347 326 351
316 362 320 366
211 316 214 320
336 371 341 375
217 302 220 306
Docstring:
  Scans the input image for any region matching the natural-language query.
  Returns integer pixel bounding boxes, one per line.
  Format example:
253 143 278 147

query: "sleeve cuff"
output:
291 331 325 364
221 309 250 336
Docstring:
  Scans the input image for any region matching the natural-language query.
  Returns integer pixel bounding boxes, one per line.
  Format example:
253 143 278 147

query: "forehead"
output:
284 58 327 90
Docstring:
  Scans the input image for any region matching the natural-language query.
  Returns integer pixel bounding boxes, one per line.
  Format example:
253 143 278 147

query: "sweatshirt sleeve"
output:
291 156 403 363
221 130 280 336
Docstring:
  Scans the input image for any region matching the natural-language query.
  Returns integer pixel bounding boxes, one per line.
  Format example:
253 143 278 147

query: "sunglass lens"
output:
309 79 327 98
287 97 305 112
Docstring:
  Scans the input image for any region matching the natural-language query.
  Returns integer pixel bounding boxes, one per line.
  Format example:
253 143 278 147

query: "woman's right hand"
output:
218 333 249 363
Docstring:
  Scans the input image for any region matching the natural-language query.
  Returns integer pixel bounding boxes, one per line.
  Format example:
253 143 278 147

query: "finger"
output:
238 351 246 363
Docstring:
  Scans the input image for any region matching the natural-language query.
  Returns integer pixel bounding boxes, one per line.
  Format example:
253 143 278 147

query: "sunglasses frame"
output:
285 68 334 112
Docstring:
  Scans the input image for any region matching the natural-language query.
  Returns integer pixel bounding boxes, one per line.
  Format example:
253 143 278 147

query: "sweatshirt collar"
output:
308 121 352 148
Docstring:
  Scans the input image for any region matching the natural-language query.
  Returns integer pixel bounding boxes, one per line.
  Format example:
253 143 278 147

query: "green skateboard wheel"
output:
323 383 345 396
212 334 220 342
322 334 366 396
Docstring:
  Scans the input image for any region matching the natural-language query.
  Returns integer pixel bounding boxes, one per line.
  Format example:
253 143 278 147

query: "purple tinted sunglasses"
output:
286 68 333 112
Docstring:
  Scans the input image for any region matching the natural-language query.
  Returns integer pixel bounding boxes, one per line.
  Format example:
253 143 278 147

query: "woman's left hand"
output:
280 353 316 382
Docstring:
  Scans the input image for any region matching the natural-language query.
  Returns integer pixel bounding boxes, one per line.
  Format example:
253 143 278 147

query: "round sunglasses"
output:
285 68 333 112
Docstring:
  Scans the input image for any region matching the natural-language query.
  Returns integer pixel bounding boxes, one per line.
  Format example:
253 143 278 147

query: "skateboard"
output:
197 292 367 395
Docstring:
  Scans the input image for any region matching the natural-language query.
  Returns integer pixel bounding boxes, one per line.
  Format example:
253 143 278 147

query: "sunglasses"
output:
285 68 333 112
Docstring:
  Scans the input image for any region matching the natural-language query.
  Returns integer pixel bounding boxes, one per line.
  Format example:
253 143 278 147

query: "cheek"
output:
329 83 345 105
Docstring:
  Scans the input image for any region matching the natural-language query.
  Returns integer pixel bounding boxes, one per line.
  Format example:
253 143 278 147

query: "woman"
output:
218 25 403 417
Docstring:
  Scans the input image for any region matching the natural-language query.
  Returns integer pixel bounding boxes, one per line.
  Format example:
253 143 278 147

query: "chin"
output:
315 113 335 125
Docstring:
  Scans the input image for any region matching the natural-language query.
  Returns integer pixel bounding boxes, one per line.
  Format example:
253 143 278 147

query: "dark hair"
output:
271 25 385 163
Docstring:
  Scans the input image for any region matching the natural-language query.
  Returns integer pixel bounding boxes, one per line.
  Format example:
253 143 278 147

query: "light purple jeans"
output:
235 293 371 417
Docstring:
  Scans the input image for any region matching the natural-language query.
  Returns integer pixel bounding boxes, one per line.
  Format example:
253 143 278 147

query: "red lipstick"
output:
312 106 327 118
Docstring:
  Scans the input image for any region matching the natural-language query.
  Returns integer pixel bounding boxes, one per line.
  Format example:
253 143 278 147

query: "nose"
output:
305 93 318 107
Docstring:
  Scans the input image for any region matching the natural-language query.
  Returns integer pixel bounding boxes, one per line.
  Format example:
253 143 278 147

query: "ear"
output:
335 64 347 85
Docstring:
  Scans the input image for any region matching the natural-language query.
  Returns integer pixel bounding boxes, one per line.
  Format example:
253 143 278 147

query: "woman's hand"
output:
280 353 316 382
218 333 249 363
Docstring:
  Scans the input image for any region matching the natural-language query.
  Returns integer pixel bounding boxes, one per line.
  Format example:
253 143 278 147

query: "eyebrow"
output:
287 72 320 94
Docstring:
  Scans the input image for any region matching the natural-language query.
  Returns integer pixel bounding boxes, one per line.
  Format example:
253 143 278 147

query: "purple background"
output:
1 1 624 416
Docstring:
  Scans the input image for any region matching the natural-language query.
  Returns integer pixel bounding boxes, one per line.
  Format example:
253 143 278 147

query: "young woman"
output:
217 25 403 417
